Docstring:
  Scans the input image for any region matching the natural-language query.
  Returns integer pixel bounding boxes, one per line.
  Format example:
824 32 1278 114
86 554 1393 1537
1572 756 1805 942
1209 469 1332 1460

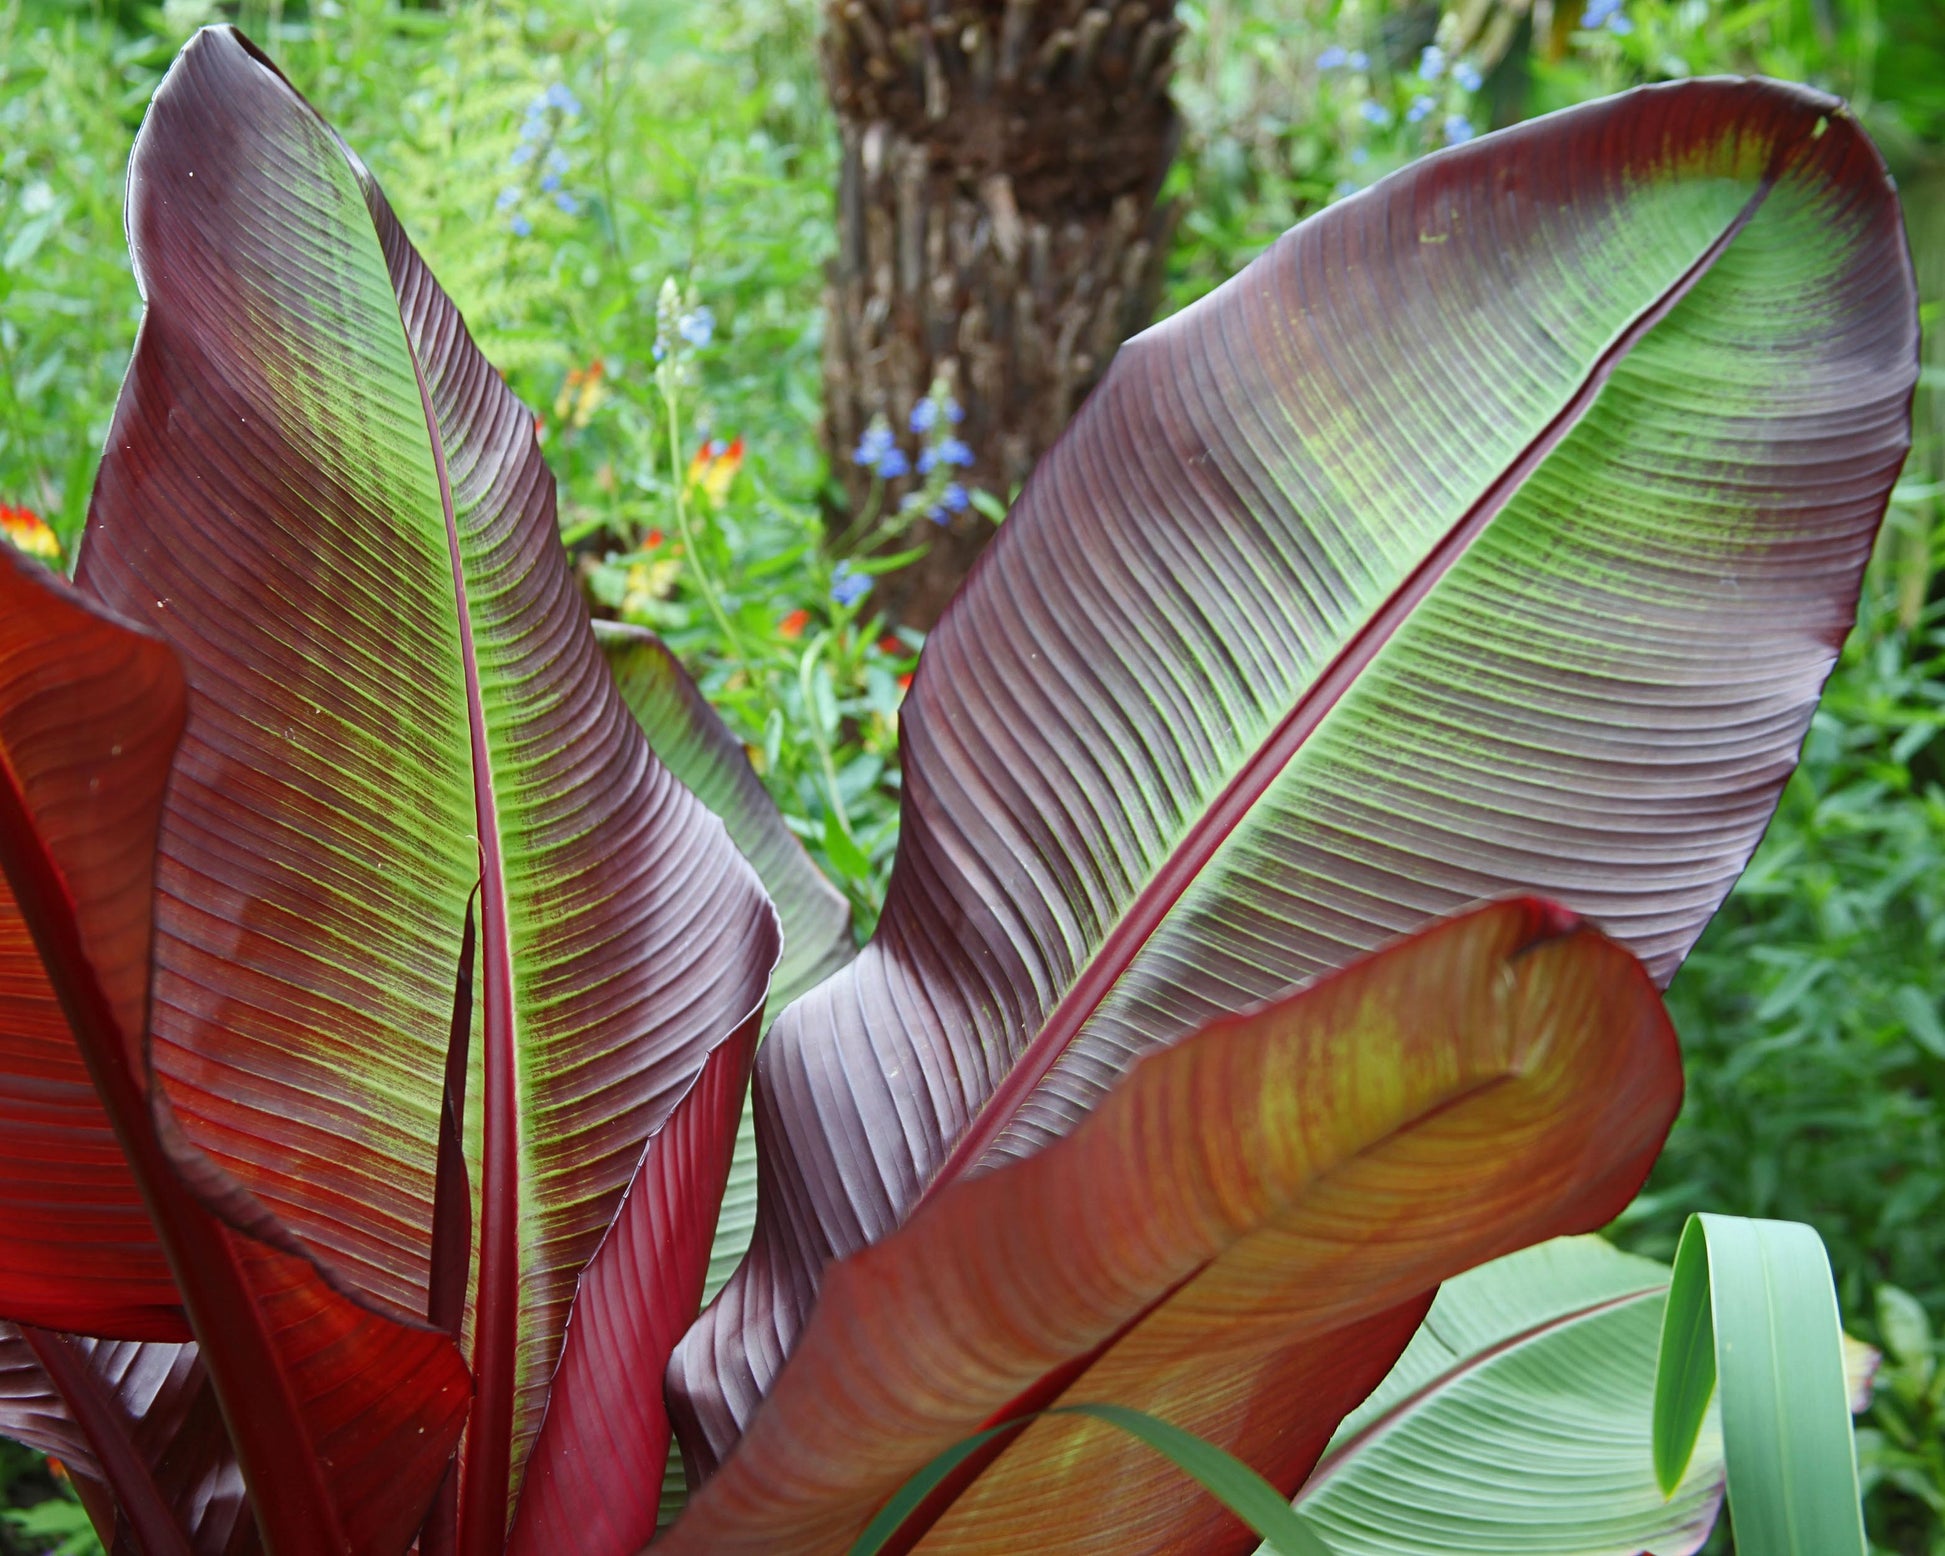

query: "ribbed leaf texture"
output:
0 546 470 1555
661 900 1684 1554
72 27 779 1543
596 620 855 1015
1289 1236 1724 1555
0 556 182 1341
0 1324 257 1556
671 76 1918 1468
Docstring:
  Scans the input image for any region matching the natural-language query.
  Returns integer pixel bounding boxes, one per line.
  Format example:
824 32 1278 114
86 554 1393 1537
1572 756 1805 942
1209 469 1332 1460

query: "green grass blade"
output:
1653 1215 1719 1493
846 1404 1335 1556
1055 1405 1335 1556
1652 1213 1865 1555
845 1424 1018 1556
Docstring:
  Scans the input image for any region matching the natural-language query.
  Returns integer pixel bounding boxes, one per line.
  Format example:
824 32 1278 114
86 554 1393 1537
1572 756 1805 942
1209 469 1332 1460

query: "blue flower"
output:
942 482 969 512
1445 114 1476 144
510 143 536 167
1407 94 1437 123
547 148 570 175
1332 179 1361 199
1607 11 1634 31
944 398 965 424
509 213 533 237
1350 145 1369 165
876 447 911 480
917 447 938 474
1581 0 1622 24
541 172 562 192
1317 45 1348 69
939 437 974 468
678 307 714 348
831 563 870 607
910 399 938 433
1359 100 1392 126
1347 49 1370 69
555 191 579 214
545 82 582 117
853 425 895 467
924 503 949 525
1418 44 1445 79
1453 60 1484 91
496 187 521 211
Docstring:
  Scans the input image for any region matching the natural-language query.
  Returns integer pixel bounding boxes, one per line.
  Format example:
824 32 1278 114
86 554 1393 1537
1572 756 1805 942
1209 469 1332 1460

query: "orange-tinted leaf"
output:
663 900 1682 1555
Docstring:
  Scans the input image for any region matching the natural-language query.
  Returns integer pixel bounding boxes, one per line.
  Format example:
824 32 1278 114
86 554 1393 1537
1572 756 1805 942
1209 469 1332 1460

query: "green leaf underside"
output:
76 26 777 1542
1288 1237 1723 1556
849 1406 1333 1556
676 77 1917 1470
1652 1214 1865 1556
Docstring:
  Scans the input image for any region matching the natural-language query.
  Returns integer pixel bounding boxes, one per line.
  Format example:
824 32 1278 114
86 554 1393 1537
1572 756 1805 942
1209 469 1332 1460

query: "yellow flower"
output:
0 504 59 561
685 436 745 508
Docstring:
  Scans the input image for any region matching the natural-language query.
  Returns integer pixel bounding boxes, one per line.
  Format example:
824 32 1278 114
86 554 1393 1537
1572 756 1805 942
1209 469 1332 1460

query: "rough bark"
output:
821 0 1182 628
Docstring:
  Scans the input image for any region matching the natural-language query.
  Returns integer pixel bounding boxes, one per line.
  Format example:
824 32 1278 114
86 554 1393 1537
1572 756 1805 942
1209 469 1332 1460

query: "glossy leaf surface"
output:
663 900 1684 1555
74 27 779 1541
1288 1236 1723 1555
675 76 1919 1455
0 546 469 1554
0 1323 256 1556
0 555 181 1342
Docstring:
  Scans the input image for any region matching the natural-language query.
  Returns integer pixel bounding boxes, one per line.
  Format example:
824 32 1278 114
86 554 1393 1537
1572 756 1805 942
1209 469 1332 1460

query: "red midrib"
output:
400 343 518 1556
1295 1286 1662 1495
926 171 1781 1196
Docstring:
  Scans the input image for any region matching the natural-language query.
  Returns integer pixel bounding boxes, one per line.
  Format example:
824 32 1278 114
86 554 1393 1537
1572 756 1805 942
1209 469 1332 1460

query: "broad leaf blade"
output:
77 27 780 1539
0 547 470 1554
0 1324 257 1556
677 78 1918 1456
662 900 1683 1554
506 1012 760 1556
596 620 854 1013
1653 1214 1865 1556
1290 1236 1723 1556
0 560 182 1341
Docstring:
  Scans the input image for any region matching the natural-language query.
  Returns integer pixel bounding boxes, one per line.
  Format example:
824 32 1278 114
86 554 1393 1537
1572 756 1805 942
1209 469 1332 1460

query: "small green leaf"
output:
1652 1213 1865 1555
1877 1285 1934 1379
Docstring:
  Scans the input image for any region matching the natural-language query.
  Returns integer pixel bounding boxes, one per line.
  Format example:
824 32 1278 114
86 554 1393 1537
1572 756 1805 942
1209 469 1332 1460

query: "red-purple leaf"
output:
671 78 1918 1467
75 28 779 1543
0 546 469 1555
0 1322 256 1556
662 901 1684 1554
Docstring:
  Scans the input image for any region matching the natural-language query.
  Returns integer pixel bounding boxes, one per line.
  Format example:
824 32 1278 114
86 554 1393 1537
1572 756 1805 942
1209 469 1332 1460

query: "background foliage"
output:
0 0 1939 1548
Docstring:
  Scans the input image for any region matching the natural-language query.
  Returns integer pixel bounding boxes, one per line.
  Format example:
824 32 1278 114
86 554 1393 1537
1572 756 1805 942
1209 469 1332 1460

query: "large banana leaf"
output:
661 900 1684 1554
70 27 779 1548
0 1323 256 1556
1288 1236 1724 1555
0 546 468 1554
672 77 1919 1462
596 621 854 1014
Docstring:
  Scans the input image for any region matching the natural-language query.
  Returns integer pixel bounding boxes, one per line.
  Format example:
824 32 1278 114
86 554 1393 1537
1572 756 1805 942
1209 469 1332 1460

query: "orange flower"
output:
897 672 913 695
686 436 745 507
778 608 811 640
552 360 608 428
877 635 903 656
644 528 665 550
0 504 59 561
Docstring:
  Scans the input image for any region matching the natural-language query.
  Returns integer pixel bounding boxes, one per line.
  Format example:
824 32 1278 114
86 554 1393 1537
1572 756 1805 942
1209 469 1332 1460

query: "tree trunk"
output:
820 0 1183 628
